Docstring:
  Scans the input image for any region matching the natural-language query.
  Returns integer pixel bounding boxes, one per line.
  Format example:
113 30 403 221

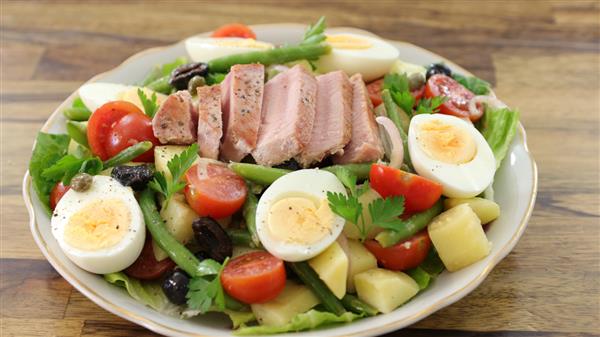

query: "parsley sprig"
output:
137 88 159 118
415 96 447 115
186 258 228 313
148 143 198 207
42 154 103 185
327 168 408 241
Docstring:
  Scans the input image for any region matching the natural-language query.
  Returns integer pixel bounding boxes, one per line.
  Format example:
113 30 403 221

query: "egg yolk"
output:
64 199 131 251
417 119 477 164
326 34 372 49
267 196 334 245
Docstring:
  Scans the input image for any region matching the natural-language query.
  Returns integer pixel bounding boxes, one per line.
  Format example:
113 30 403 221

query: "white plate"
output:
22 23 538 337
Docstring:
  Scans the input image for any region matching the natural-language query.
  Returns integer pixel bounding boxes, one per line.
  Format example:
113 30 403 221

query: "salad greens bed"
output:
29 17 520 334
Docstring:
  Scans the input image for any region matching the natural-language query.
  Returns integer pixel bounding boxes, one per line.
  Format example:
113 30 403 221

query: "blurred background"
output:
1 1 599 336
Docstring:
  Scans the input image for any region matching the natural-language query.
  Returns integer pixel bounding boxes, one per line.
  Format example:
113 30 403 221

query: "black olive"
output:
426 63 452 80
162 270 189 305
274 159 302 171
170 62 209 90
111 164 155 191
192 217 232 263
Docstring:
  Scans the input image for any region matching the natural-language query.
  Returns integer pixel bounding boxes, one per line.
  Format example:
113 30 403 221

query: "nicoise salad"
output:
29 17 519 334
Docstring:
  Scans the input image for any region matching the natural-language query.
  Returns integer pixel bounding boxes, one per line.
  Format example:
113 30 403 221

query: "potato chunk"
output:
251 282 319 326
428 203 491 272
343 188 383 240
308 242 348 299
346 239 377 293
153 194 197 261
444 197 500 224
354 268 419 314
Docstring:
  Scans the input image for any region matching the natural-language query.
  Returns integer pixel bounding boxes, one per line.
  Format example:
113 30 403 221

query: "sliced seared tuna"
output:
196 85 222 159
252 65 318 166
297 71 353 167
334 73 384 164
152 91 197 145
219 64 264 162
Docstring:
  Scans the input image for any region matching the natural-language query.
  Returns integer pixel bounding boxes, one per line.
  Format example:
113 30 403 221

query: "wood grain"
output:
1 1 599 336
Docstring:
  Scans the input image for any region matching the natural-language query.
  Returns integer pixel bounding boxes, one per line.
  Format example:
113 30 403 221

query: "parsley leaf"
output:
452 73 491 95
414 96 447 115
390 90 415 115
327 191 362 225
148 143 198 207
301 16 327 45
368 196 406 231
137 88 158 118
383 73 410 93
186 258 227 314
328 166 357 195
42 155 103 185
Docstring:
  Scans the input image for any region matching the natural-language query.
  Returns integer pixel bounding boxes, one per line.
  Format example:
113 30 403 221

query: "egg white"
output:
314 33 399 82
78 82 130 112
408 114 496 198
51 176 145 274
255 169 347 262
185 37 274 63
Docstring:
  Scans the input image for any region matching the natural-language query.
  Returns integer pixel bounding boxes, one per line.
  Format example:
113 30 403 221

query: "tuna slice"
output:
297 71 353 167
252 65 318 166
334 73 384 164
219 64 265 162
196 85 222 159
152 91 198 145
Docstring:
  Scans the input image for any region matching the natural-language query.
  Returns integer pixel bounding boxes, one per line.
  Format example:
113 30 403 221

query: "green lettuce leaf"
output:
481 107 520 168
104 272 176 313
182 308 255 329
29 132 71 215
235 310 363 335
452 73 491 95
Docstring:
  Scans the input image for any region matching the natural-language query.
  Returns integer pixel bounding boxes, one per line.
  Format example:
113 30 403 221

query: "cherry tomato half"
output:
125 237 176 280
211 23 256 39
424 74 482 121
367 78 425 108
87 101 159 162
184 163 247 219
50 182 70 210
221 251 286 304
364 231 431 271
370 164 443 215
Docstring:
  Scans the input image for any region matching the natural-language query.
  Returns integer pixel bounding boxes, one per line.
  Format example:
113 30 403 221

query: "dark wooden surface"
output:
1 1 599 336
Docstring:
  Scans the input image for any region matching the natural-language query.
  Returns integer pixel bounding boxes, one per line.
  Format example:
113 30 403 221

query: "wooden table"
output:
1 1 599 336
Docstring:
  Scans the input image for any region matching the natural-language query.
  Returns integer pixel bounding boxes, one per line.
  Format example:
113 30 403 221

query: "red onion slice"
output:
375 116 404 169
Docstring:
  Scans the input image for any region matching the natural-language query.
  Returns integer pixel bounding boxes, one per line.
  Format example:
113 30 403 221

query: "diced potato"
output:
444 197 500 224
346 239 377 293
308 242 348 299
251 282 319 326
343 188 383 240
354 268 419 314
118 87 167 112
390 59 427 77
153 193 198 261
428 203 491 272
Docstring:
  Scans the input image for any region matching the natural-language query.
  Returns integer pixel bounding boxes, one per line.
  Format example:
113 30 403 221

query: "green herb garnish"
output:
148 143 198 207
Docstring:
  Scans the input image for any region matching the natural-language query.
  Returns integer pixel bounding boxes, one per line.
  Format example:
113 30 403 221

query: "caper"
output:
187 75 206 95
408 73 426 91
70 173 93 192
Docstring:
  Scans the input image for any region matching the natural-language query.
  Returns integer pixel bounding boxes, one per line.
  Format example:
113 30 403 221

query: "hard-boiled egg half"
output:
185 37 274 63
408 114 496 198
255 169 347 262
78 83 166 112
315 33 399 82
51 175 145 274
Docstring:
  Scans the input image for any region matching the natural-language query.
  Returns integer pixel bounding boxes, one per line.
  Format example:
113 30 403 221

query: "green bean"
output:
66 121 89 147
229 163 290 186
139 188 220 277
375 199 443 247
288 262 346 316
208 43 331 73
145 75 173 94
322 163 372 180
103 141 153 168
242 192 260 248
226 228 257 248
381 89 412 169
63 107 92 121
341 294 378 316
406 267 431 290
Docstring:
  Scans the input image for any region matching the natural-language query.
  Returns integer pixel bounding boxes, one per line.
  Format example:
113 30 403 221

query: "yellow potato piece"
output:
251 282 319 326
428 203 491 272
308 242 348 299
444 197 500 224
354 268 419 314
346 239 377 293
